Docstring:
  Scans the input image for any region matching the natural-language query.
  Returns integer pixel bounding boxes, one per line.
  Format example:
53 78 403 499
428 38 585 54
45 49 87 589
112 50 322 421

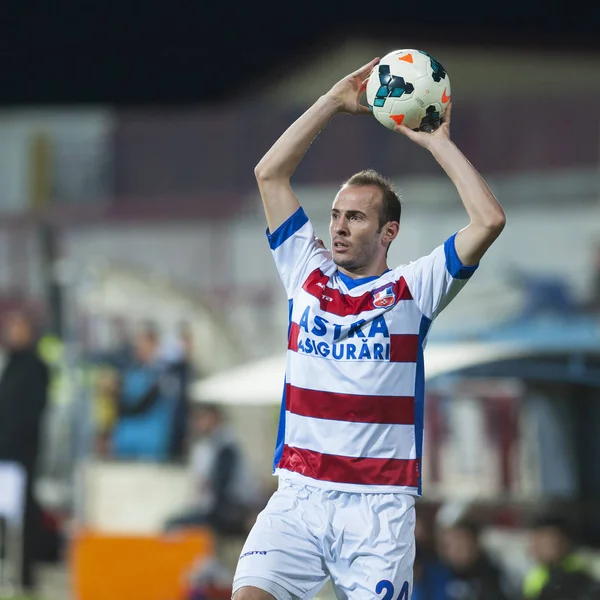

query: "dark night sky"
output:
1 1 599 106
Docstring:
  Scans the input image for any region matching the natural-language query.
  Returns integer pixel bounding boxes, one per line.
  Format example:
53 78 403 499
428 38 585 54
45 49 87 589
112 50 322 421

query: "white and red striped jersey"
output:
268 208 478 495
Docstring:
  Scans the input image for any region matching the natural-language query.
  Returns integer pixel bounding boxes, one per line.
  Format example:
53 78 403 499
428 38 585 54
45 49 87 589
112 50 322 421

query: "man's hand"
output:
325 57 380 115
394 102 453 150
255 56 379 232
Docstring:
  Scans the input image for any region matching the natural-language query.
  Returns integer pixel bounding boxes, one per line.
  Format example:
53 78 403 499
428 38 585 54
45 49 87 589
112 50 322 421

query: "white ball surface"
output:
365 49 451 131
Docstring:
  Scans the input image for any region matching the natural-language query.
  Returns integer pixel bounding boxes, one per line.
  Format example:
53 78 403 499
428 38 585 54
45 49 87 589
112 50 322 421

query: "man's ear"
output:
382 221 399 244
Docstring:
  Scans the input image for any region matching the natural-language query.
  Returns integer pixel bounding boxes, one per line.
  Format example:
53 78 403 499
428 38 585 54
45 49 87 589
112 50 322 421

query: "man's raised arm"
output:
254 58 380 233
395 103 506 266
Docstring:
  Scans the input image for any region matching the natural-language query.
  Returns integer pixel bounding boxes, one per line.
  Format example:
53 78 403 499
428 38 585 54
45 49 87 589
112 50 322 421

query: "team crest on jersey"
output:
372 285 396 308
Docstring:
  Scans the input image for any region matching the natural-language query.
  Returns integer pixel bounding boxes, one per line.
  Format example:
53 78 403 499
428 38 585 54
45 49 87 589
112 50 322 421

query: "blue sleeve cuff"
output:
444 233 479 279
266 207 309 250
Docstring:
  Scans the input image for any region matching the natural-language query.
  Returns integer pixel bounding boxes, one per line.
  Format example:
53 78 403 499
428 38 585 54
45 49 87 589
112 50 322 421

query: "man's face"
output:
529 527 571 565
329 185 386 273
3 313 33 349
194 409 219 436
134 333 157 364
439 527 480 571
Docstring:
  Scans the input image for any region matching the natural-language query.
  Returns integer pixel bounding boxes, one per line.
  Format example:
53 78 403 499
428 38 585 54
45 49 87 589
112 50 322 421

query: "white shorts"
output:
233 478 416 600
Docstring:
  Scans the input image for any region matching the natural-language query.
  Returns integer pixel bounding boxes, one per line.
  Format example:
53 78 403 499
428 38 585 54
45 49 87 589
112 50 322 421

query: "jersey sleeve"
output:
267 207 332 298
400 232 479 320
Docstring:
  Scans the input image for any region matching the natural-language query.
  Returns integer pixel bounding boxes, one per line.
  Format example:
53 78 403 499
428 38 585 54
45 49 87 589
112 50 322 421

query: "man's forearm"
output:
255 95 341 180
429 138 505 229
428 137 505 265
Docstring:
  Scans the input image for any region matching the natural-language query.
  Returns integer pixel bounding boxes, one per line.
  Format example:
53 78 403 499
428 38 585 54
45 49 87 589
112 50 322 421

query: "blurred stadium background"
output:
0 3 600 600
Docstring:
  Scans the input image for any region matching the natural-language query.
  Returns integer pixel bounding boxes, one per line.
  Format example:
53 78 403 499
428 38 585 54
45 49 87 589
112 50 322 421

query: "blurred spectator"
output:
511 272 577 320
524 514 600 600
165 321 195 462
0 310 49 594
186 556 233 600
110 323 182 461
413 506 451 600
439 519 511 600
585 242 600 314
414 548 452 600
94 366 119 457
165 403 260 536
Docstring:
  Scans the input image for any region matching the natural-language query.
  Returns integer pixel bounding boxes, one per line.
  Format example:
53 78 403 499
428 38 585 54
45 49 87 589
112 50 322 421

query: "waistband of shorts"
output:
277 472 418 499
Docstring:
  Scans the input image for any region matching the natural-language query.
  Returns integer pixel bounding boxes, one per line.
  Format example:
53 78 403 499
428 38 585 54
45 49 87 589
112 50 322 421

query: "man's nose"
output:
335 218 349 235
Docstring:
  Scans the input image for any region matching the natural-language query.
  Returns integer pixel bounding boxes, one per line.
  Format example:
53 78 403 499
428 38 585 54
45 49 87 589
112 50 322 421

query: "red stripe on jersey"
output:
285 384 415 425
288 322 300 351
279 445 420 488
302 269 412 317
390 334 419 363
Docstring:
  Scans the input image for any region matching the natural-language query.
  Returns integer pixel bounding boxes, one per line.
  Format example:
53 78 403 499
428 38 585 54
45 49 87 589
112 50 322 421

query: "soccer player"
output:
233 57 505 600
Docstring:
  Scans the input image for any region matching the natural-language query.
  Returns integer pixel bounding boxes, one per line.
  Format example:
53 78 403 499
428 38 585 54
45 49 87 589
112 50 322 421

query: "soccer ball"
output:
365 49 451 131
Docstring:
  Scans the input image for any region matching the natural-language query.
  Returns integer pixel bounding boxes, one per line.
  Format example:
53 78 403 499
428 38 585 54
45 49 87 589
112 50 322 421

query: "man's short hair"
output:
342 169 402 230
195 402 223 419
451 518 483 540
138 320 159 343
531 514 575 540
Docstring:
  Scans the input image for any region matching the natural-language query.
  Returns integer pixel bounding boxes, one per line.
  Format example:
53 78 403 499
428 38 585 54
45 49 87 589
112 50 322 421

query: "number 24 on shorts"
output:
376 579 410 600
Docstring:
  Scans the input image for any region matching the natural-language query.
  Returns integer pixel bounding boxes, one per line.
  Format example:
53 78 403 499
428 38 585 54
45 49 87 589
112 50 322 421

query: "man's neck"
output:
338 263 390 279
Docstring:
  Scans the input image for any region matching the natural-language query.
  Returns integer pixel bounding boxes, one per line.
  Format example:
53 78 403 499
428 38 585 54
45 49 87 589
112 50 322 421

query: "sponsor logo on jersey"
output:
292 306 392 362
372 285 396 308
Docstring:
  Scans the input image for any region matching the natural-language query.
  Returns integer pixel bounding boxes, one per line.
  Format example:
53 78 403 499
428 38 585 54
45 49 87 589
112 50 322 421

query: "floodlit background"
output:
0 4 599 600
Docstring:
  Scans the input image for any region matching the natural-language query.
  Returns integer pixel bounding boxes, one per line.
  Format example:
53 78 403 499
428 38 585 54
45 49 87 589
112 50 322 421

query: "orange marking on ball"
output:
390 114 405 125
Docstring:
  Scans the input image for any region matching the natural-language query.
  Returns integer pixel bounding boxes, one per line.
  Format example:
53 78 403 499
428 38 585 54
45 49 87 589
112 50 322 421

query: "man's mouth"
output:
333 240 350 252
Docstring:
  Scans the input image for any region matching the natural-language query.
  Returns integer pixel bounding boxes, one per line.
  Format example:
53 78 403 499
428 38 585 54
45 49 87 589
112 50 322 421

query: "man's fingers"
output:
357 103 372 116
394 124 419 140
443 101 452 125
353 57 380 78
359 77 369 94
